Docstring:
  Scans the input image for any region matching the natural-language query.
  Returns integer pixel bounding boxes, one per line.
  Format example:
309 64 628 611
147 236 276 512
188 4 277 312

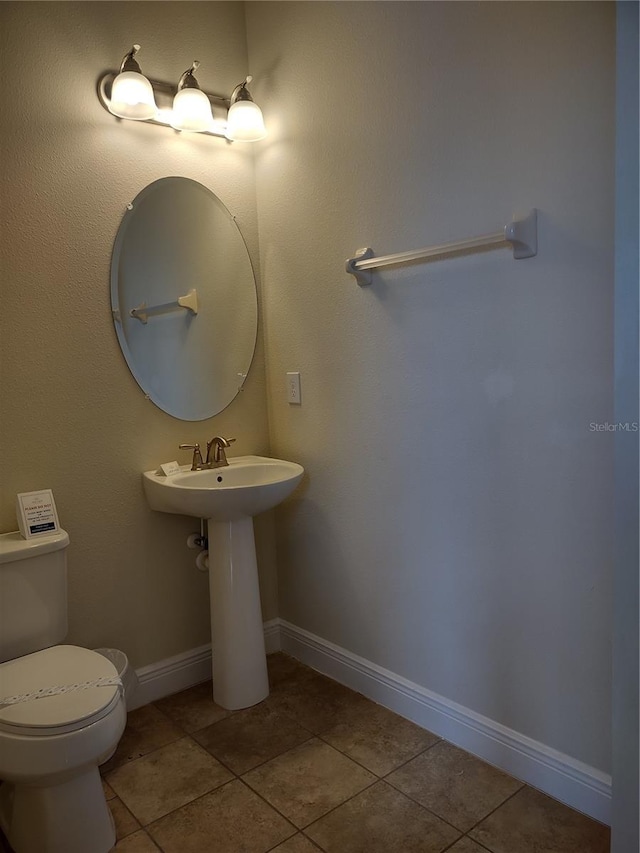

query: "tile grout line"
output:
146 826 168 853
139 774 302 851
374 738 506 839
192 720 317 777
117 699 301 842
239 748 381 828
109 698 318 839
457 782 526 842
109 727 510 853
296 776 381 835
225 717 449 840
117 668 463 845
377 772 485 840
263 830 325 853
110 735 303 845
114 660 606 851
189 720 386 846
118 663 512 849
314 725 442 777
109 669 351 846
293 775 466 853
133 776 238 833
297 830 331 853
301 729 473 839
439 831 498 853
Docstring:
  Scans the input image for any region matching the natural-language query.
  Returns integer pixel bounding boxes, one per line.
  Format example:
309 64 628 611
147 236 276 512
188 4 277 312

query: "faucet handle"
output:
179 443 204 471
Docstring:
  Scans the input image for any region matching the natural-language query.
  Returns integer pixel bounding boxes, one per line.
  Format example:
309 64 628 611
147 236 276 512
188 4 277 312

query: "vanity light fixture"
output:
98 45 266 141
171 62 214 132
225 77 266 141
108 45 158 120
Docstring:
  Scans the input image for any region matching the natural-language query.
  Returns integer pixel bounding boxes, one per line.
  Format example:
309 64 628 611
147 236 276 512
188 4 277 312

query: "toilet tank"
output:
0 529 69 663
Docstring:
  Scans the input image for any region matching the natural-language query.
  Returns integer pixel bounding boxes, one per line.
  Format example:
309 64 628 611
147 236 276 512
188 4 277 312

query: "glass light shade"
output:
171 88 214 132
225 100 266 141
109 71 157 120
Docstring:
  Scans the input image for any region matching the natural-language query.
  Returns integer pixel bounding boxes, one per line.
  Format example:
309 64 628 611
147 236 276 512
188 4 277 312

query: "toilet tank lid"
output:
0 530 69 564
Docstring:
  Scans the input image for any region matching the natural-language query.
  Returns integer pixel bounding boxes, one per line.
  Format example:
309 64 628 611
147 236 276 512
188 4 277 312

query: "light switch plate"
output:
287 372 301 404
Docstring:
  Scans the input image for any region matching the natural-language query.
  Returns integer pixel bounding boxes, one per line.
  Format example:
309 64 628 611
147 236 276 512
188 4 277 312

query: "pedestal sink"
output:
143 456 303 710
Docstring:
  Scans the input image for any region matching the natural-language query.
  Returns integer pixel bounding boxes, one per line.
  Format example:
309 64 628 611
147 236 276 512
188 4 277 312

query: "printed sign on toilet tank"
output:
16 489 60 539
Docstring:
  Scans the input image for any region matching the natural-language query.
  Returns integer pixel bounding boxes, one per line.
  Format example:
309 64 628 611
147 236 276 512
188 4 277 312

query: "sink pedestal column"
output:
207 517 269 710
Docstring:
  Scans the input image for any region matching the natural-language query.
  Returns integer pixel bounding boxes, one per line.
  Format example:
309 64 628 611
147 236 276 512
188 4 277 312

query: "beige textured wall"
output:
247 1 615 773
0 0 617 781
0 2 276 668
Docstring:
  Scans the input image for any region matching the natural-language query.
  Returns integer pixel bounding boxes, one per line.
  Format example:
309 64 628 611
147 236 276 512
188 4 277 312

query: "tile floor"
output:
0 653 609 853
96 653 609 853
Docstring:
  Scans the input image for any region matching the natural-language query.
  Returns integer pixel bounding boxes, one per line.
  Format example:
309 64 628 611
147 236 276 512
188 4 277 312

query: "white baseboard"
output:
131 643 213 710
263 618 282 654
127 617 610 825
278 619 611 826
130 619 282 711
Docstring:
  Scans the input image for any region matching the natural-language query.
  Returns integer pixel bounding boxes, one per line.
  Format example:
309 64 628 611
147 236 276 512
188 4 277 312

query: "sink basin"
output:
143 455 304 521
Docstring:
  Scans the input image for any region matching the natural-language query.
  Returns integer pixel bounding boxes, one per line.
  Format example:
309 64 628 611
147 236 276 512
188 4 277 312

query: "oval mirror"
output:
111 177 258 420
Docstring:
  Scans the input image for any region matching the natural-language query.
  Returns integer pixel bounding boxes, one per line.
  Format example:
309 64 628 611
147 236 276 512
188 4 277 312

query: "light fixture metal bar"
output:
345 210 538 286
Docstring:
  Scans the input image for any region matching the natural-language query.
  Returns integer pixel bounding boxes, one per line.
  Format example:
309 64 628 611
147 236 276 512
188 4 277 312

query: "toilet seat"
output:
0 645 122 736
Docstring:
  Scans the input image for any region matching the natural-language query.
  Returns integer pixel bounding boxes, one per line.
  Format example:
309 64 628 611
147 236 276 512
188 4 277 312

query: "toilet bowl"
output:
0 645 126 853
0 530 127 853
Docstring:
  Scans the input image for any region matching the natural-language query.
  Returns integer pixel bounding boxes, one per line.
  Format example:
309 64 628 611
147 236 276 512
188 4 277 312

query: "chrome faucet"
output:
205 436 236 468
178 443 205 471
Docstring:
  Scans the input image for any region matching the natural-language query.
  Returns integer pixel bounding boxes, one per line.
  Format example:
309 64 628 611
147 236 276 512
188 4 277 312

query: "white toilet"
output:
0 530 127 853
